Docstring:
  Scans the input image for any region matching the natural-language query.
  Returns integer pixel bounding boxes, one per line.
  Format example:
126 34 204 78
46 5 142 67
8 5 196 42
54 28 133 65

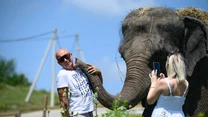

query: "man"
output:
56 48 102 117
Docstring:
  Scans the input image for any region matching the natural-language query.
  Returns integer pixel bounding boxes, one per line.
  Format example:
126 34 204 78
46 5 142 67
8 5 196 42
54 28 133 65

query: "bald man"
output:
56 48 102 117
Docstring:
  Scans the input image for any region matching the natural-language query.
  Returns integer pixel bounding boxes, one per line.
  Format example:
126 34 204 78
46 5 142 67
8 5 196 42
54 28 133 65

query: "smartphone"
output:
153 62 160 77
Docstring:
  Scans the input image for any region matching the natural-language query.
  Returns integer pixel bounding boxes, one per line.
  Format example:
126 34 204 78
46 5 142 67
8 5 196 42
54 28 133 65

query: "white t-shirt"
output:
56 68 94 115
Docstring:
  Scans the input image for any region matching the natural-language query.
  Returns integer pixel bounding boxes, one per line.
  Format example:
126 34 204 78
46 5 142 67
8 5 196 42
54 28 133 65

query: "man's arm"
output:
57 87 69 117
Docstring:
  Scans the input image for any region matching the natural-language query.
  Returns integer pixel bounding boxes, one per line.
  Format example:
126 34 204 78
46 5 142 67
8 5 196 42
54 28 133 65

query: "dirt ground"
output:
20 106 144 117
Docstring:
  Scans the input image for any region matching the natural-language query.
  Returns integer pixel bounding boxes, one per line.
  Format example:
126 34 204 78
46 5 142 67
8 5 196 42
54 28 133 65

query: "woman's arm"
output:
147 70 164 105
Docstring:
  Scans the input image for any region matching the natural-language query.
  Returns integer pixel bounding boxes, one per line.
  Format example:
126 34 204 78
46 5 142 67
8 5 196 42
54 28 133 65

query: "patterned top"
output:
56 68 94 116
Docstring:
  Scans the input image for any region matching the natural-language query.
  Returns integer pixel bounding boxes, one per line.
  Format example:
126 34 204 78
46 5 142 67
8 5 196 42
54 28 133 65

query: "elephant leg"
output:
184 56 208 116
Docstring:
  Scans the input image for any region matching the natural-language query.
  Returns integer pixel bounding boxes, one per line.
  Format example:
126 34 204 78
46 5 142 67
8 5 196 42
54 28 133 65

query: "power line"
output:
0 31 52 43
115 51 125 82
58 35 76 39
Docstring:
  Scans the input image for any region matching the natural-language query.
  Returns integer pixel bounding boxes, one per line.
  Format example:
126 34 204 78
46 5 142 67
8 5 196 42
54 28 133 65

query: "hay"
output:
132 8 153 18
138 8 153 16
177 7 208 24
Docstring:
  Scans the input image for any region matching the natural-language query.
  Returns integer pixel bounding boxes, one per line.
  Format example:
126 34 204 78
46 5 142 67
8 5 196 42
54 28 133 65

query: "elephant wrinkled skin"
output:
75 7 208 117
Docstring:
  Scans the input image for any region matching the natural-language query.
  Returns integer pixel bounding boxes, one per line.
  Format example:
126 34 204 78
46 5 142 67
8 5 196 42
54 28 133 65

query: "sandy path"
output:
21 106 144 117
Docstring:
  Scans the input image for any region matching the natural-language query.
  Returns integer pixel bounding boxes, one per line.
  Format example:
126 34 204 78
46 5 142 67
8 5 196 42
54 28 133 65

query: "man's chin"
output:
64 66 74 70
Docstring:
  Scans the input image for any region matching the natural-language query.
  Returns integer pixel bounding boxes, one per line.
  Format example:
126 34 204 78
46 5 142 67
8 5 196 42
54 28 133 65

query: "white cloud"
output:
63 0 158 16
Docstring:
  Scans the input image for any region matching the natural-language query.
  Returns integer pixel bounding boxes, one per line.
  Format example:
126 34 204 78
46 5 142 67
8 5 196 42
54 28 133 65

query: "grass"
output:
0 83 60 113
100 107 143 117
2 83 205 117
0 83 143 117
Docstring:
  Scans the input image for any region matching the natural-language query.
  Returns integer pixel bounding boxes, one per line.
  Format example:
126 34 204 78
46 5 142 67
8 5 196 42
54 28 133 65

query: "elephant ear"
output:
183 16 208 76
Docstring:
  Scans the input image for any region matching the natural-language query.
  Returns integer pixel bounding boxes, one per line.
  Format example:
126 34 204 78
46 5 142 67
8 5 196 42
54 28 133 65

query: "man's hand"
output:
87 64 103 84
87 64 101 74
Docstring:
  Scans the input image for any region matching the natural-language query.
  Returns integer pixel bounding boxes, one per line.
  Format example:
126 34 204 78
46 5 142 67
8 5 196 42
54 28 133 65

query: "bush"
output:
0 56 30 86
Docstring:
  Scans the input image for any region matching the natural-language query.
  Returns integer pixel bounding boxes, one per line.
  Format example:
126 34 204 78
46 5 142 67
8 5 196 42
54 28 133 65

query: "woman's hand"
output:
159 73 165 78
149 70 165 86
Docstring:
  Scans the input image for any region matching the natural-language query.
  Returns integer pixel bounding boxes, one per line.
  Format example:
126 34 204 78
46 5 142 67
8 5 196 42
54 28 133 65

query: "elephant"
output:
75 7 208 117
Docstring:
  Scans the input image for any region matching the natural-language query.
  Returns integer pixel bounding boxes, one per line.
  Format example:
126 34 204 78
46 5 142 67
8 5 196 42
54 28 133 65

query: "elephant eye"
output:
122 25 128 35
136 25 147 33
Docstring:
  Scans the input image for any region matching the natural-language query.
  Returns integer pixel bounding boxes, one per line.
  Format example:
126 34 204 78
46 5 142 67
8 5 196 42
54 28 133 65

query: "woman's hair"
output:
166 51 186 83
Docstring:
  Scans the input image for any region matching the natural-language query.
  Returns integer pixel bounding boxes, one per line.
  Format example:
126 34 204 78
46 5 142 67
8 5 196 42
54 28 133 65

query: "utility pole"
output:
50 28 56 107
25 34 54 103
25 30 85 107
25 29 57 107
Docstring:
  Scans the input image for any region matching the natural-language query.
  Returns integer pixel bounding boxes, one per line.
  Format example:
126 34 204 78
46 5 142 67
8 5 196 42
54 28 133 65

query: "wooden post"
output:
15 110 21 117
42 95 48 117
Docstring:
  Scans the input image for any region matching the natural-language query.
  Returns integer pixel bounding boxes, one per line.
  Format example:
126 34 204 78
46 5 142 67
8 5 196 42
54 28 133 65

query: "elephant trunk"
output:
75 55 150 110
120 54 151 108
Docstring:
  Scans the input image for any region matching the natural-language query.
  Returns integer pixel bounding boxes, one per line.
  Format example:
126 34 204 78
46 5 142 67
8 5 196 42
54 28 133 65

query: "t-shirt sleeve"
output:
56 72 68 88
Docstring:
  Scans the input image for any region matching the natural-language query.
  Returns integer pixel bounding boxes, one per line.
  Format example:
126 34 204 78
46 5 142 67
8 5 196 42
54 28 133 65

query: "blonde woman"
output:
147 50 189 117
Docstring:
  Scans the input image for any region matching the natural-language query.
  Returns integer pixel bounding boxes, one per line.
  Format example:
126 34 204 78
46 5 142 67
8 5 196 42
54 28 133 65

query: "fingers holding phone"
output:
159 73 165 78
150 70 159 85
151 69 158 77
151 62 165 79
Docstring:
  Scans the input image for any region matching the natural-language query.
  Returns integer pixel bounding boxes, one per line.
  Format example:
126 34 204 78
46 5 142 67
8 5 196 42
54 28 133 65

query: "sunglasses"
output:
58 53 71 63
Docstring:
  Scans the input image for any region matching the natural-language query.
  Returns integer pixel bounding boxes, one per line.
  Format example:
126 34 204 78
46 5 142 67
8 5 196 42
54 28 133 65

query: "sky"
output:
0 0 207 98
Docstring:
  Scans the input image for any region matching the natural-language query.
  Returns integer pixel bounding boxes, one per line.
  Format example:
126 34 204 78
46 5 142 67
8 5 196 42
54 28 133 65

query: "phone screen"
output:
153 62 160 77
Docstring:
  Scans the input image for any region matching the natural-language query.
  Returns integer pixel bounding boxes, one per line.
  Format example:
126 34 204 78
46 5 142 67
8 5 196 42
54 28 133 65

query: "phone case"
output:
153 62 160 77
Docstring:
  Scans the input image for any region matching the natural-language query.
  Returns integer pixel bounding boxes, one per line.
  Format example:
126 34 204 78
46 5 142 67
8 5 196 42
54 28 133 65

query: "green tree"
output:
0 56 30 86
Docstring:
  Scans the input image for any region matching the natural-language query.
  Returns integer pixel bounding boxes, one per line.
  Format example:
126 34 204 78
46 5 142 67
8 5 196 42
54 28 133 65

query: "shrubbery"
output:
0 56 30 86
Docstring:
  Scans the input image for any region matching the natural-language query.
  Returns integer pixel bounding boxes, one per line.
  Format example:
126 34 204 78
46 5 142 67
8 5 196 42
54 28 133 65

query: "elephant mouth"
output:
147 50 168 76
